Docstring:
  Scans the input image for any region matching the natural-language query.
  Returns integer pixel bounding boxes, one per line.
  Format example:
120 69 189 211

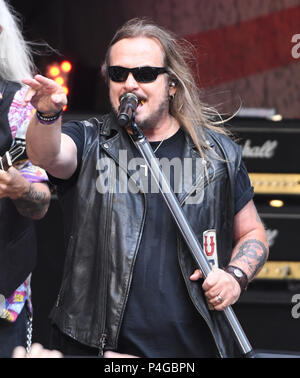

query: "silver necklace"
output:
127 118 174 177
152 118 174 154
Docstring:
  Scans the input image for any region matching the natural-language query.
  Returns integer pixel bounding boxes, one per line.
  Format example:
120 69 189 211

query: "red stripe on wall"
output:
185 6 300 87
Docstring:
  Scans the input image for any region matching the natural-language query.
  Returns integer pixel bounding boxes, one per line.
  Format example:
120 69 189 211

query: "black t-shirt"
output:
53 122 253 357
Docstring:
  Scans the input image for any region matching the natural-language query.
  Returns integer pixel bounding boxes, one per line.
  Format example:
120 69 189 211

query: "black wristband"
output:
36 109 63 125
224 265 248 293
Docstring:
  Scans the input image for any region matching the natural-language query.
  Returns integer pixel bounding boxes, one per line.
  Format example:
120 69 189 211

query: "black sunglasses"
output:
108 66 168 83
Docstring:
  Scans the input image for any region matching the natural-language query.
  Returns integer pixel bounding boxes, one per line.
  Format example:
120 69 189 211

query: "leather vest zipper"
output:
99 145 147 351
55 235 75 308
114 194 147 349
98 160 115 356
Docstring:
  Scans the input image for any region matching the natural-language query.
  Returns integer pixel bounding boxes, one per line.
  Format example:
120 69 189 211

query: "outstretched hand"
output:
22 74 67 113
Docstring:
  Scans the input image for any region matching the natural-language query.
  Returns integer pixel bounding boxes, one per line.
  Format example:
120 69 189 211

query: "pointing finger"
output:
34 74 62 89
22 78 42 91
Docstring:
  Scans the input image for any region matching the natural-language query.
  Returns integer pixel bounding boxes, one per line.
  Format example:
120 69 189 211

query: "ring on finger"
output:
216 294 223 303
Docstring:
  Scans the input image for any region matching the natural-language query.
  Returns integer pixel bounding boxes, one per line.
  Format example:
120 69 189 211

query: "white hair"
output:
0 0 36 83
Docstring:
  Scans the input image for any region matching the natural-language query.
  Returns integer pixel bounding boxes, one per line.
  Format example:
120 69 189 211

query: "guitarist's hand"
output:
0 167 50 219
22 74 67 113
0 166 29 200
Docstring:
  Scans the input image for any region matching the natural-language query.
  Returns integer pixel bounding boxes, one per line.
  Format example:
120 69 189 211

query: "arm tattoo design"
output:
14 183 50 219
231 239 268 280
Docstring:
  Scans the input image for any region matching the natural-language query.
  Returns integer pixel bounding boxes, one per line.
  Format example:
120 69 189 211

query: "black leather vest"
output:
51 113 242 357
0 79 20 155
0 80 36 297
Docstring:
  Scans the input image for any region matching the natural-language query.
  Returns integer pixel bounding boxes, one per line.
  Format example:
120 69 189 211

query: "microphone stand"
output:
128 115 254 357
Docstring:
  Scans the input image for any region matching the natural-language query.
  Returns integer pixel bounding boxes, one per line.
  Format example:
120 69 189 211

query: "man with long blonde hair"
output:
24 18 268 358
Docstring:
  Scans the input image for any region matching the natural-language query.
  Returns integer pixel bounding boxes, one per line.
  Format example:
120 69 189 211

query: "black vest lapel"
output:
0 79 21 155
99 113 147 194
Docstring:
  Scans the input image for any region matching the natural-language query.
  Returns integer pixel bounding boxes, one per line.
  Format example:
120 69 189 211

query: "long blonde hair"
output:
101 18 231 159
0 0 36 82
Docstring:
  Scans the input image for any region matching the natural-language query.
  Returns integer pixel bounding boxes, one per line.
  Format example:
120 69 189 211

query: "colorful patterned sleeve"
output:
8 86 48 183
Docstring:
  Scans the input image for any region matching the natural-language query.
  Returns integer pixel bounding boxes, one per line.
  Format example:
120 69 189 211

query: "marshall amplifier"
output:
227 117 300 277
228 118 300 195
228 117 300 173
253 197 300 280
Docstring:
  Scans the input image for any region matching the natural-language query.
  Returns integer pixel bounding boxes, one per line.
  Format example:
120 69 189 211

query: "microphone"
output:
117 93 138 126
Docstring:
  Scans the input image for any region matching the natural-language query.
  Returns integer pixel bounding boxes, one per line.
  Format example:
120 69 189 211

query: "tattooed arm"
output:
190 200 268 311
231 200 269 280
0 166 50 219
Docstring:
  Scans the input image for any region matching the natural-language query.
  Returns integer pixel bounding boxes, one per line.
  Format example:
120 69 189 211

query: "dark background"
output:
7 0 300 354
10 0 300 118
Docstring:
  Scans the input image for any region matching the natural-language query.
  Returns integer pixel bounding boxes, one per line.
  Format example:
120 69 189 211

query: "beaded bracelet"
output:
36 109 63 125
